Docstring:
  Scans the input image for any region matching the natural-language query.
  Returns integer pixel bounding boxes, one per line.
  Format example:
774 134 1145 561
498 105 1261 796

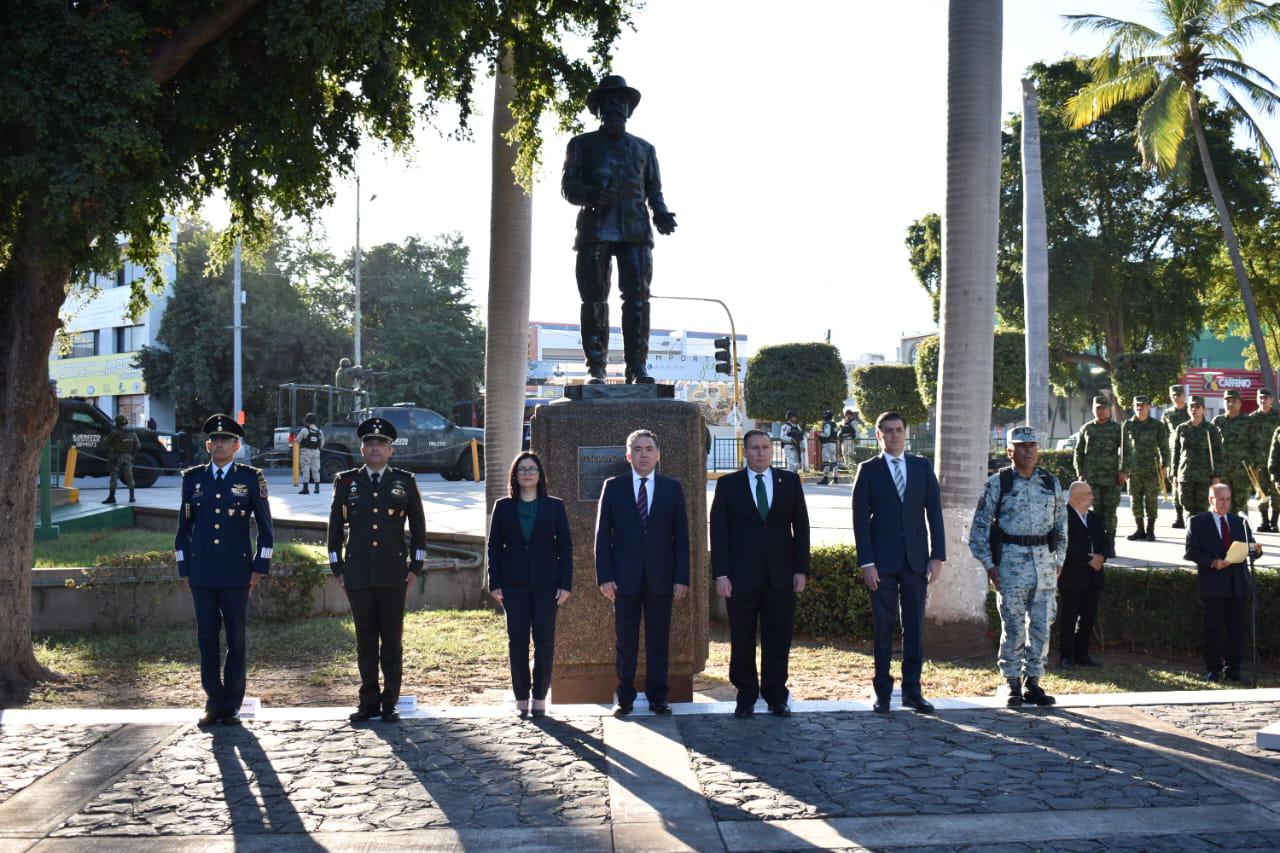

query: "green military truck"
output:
54 398 187 487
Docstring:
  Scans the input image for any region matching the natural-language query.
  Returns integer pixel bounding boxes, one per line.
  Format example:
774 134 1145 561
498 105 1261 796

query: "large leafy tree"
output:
1065 0 1280 391
0 0 631 695
743 343 847 426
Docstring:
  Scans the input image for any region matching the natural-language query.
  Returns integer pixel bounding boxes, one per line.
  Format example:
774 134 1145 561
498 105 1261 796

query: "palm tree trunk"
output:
483 61 532 565
1187 92 1276 392
1021 78 1050 438
929 0 1002 650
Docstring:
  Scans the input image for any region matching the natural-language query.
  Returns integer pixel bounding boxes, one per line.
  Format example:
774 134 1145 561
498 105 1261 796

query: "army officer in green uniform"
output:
1213 389 1254 518
1074 396 1124 557
1171 396 1223 516
1165 385 1193 528
328 416 428 722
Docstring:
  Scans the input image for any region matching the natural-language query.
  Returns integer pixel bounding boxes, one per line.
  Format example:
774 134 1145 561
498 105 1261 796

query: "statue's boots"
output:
581 302 610 383
622 299 655 384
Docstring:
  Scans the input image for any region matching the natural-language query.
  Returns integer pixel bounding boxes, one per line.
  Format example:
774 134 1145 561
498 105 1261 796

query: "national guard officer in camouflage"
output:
102 414 141 504
1120 396 1168 541
175 414 274 727
1165 385 1192 528
817 409 839 485
969 426 1067 709
1073 396 1124 557
296 413 325 495
328 416 428 723
1213 390 1254 518
1250 388 1280 531
781 410 804 473
1171 396 1222 516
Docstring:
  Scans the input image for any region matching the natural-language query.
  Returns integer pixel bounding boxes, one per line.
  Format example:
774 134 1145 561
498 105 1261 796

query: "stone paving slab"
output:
0 726 118 804
680 710 1244 823
50 718 607 837
1139 701 1280 762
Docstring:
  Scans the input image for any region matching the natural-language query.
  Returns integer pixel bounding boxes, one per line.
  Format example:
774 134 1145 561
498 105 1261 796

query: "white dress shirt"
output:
884 451 908 493
210 460 234 480
746 465 774 512
632 469 655 514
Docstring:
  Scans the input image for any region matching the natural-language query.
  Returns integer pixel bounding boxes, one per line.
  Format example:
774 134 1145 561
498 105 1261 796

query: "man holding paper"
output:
1184 483 1260 683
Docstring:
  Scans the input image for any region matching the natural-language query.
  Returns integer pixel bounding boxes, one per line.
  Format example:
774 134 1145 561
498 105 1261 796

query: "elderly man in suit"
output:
851 411 946 714
595 429 690 715
1058 481 1108 669
711 429 811 718
1185 483 1261 682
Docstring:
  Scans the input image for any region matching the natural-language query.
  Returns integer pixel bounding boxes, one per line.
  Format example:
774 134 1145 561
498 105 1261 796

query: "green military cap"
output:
1132 395 1151 405
1092 395 1111 407
1224 389 1241 401
1190 395 1206 407
1259 388 1273 399
1169 385 1187 395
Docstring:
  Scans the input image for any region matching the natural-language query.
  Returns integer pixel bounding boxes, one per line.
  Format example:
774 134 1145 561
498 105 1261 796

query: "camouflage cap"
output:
1132 396 1151 405
1007 425 1039 446
1170 384 1187 396
1261 388 1274 399
1092 395 1111 407
1224 389 1241 401
1190 395 1206 407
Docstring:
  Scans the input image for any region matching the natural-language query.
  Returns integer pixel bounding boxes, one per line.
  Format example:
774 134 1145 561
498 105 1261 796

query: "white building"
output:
48 224 178 430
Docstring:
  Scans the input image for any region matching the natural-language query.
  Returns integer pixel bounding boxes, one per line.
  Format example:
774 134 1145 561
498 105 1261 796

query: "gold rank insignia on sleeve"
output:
184 503 191 519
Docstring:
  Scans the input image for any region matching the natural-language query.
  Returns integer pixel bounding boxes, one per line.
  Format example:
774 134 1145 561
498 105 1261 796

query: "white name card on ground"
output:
396 695 417 713
1257 721 1280 750
239 697 261 719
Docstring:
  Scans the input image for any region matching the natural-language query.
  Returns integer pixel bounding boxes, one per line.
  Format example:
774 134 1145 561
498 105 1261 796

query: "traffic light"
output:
714 336 733 375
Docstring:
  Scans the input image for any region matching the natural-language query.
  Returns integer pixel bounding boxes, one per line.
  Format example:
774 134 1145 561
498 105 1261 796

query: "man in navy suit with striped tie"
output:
851 411 946 713
595 429 690 715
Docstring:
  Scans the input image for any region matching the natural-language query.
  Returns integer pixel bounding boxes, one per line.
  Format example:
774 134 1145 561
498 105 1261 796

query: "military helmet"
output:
339 357 351 368
304 412 317 425
786 409 798 420
823 409 833 419
114 414 128 427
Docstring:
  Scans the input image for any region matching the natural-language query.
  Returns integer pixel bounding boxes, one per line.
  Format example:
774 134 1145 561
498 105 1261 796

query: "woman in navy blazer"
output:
487 452 573 718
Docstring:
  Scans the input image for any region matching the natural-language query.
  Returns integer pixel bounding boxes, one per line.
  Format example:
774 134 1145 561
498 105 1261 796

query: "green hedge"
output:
795 545 1278 657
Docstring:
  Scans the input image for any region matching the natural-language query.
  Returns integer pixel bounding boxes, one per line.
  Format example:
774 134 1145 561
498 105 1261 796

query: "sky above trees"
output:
203 0 1280 362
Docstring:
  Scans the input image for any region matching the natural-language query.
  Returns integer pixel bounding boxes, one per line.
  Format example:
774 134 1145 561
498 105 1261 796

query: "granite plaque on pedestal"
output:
532 397 709 704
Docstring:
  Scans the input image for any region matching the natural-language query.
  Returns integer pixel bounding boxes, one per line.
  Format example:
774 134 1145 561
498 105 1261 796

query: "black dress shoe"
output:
1059 657 1074 669
349 706 379 722
1074 655 1100 667
767 703 792 717
873 697 890 713
1203 671 1222 683
197 711 220 728
614 702 634 716
901 695 935 714
221 713 242 727
734 704 754 719
381 709 401 722
650 701 672 715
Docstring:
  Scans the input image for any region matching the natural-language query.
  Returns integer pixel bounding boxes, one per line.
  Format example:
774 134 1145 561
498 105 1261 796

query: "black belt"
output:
1001 533 1051 546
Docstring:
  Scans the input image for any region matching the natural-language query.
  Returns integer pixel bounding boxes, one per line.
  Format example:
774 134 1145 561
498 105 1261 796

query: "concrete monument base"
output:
531 395 709 704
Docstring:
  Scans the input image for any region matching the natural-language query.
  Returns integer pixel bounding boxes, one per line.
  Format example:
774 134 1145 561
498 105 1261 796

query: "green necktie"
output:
755 473 769 521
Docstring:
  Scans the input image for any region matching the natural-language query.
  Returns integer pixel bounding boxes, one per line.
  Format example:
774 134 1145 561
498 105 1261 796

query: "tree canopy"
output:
743 343 847 425
850 364 928 426
914 330 1025 412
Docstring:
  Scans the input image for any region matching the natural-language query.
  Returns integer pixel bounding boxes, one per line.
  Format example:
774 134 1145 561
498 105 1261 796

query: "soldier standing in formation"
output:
1073 396 1123 557
837 409 860 470
1212 390 1254 519
1165 385 1192 528
175 415 274 727
297 413 325 495
1171 396 1223 517
1250 388 1280 532
102 414 140 504
781 411 804 474
328 416 428 723
1120 396 1168 541
969 426 1066 708
817 409 839 485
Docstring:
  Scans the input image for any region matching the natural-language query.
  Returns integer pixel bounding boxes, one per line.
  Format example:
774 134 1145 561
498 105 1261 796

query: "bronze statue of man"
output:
562 75 677 384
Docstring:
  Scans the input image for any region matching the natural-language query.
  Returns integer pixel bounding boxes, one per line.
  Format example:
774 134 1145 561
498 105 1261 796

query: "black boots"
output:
128 488 135 503
298 483 318 495
102 490 116 504
1172 507 1185 529
1127 523 1146 541
581 301 610 384
1006 678 1023 708
621 299 654 384
1022 677 1056 707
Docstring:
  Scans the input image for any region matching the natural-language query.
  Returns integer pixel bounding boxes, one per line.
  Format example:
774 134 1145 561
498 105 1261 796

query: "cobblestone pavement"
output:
52 717 607 837
679 710 1244 822
0 724 118 803
1139 701 1280 763
871 831 1280 852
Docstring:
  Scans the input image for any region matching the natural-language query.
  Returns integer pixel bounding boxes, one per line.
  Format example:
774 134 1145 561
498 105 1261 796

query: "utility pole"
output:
232 237 243 423
354 175 362 365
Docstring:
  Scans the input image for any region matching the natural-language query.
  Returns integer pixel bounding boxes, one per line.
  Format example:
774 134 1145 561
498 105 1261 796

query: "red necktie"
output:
1220 516 1232 549
637 478 649 524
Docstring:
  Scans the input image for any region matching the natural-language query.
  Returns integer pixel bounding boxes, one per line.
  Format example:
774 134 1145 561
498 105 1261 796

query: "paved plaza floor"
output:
3 691 1280 851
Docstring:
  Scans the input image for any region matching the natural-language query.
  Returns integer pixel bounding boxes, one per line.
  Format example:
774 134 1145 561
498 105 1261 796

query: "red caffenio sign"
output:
1180 369 1278 412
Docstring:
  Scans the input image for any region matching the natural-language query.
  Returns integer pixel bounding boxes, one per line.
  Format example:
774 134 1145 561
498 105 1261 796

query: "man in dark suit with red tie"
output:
595 429 690 715
852 411 946 713
711 429 811 718
1185 483 1261 682
1058 481 1108 669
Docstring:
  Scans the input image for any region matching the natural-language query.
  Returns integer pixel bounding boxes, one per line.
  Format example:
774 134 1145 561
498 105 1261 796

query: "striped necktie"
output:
637 478 649 523
891 457 905 500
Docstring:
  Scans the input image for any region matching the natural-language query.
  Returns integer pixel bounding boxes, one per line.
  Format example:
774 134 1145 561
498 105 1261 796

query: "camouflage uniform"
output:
969 464 1067 681
781 419 804 473
1171 410 1222 516
1250 394 1280 530
1073 407 1122 547
818 412 839 485
103 418 140 504
1119 405 1168 534
1164 392 1192 525
1213 406 1253 515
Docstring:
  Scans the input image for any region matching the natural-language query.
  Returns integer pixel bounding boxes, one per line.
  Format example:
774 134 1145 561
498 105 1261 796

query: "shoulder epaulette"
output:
181 465 204 476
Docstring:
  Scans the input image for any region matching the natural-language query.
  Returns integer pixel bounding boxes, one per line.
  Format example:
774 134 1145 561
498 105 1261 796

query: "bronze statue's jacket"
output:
562 129 670 249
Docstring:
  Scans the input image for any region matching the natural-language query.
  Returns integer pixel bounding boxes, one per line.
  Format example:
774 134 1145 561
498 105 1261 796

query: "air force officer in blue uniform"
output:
175 414 273 727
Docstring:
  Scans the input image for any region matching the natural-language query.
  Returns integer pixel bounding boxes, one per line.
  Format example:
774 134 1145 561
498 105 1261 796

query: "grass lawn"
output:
32 528 327 568
17 610 1273 709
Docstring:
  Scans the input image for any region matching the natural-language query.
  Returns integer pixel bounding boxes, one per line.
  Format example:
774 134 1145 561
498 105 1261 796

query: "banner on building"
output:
48 353 145 398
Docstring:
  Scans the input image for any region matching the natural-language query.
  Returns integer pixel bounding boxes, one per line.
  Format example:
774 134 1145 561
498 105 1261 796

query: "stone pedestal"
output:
532 394 709 703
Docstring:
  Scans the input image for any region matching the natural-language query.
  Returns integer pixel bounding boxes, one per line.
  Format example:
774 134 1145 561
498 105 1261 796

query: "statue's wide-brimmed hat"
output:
587 75 641 116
